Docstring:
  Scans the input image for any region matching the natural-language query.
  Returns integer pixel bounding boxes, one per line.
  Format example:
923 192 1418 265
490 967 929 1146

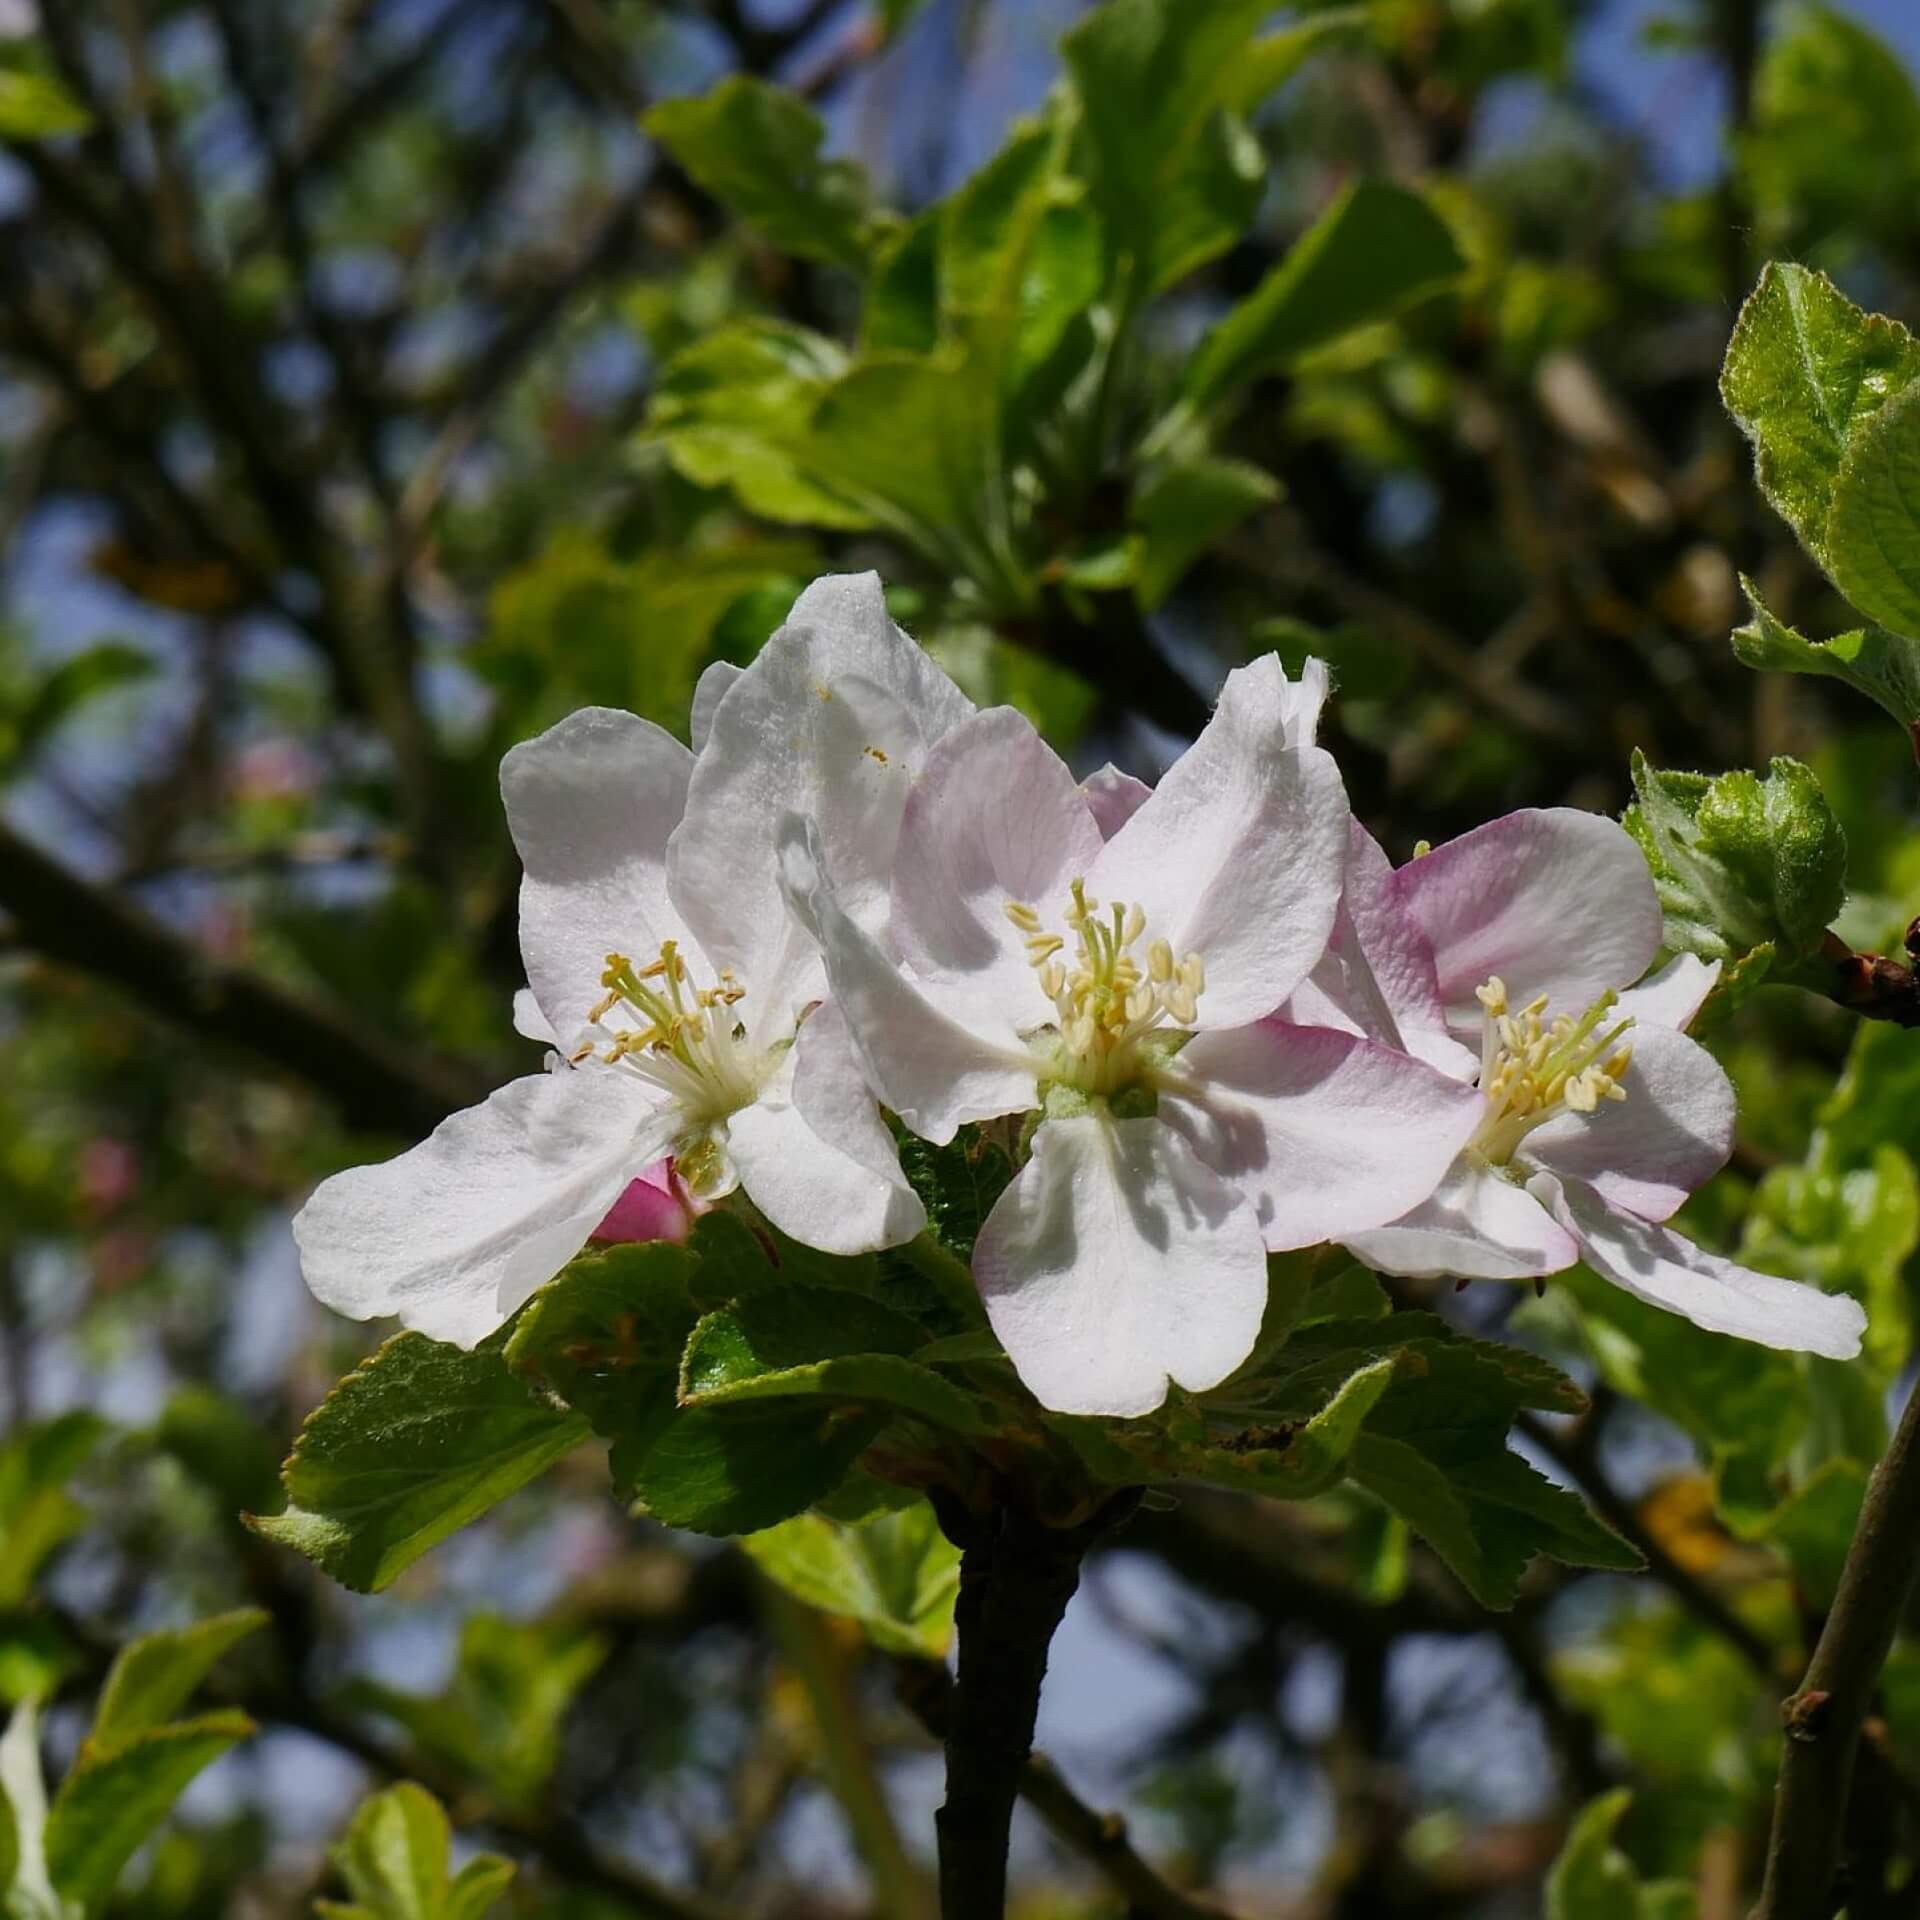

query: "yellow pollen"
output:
1469 977 1634 1166
1008 879 1205 1095
583 939 762 1120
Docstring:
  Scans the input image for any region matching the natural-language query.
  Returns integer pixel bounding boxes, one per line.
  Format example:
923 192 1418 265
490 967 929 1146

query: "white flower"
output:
1295 807 1866 1359
294 574 967 1344
778 657 1484 1417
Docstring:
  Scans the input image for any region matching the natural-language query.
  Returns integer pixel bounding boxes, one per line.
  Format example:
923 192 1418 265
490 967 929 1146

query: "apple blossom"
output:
294 574 965 1344
1295 808 1865 1358
778 655 1485 1417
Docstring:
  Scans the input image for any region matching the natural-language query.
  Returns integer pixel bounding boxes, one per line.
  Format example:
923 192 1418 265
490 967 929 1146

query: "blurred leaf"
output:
1254 616 1409 700
1721 261 1920 566
0 1415 106 1607
46 1711 256 1913
1625 751 1847 963
1732 576 1920 733
1130 457 1280 610
744 1500 961 1657
91 1610 267 1750
314 1782 513 1920
154 1389 285 1518
1062 1 1347 296
644 77 876 271
0 1700 60 1920
249 1335 589 1593
1546 1789 1697 1920
1752 1456 1867 1610
1183 182 1465 412
0 67 89 141
1826 382 1920 639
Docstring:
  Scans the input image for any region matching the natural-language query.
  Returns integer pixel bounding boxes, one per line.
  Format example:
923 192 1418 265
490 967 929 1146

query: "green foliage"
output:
1545 1790 1697 1920
1130 458 1280 611
314 1783 513 1920
90 1610 268 1750
1732 578 1920 731
249 1335 590 1593
743 1500 962 1658
0 55 89 141
1625 750 1847 963
644 78 878 272
0 1417 104 1609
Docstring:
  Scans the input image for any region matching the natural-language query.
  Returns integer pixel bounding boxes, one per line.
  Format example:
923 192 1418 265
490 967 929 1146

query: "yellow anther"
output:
1413 839 1433 858
1122 903 1146 947
1469 978 1635 1165
1475 977 1507 1014
1148 939 1173 983
1025 933 1064 963
1038 960 1065 1001
1005 901 1042 933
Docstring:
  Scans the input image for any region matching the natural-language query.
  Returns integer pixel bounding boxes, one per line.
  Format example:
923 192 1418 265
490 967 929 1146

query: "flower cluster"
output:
295 574 1866 1415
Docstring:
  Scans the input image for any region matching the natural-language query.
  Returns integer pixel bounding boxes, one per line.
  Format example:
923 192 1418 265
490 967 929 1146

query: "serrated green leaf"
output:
894 1131 1014 1264
1130 457 1280 610
743 1499 961 1658
1624 751 1846 962
1184 182 1465 412
248 1335 589 1593
90 1610 267 1750
1827 380 1920 639
1732 576 1920 732
1721 261 1920 563
45 1711 255 1911
644 77 875 270
321 1782 512 1920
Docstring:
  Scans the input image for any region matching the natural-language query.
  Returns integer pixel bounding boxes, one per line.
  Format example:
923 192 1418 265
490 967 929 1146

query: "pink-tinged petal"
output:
1090 656 1349 1028
891 707 1106 1008
974 1112 1268 1416
777 816 1036 1142
689 659 743 753
729 1043 925 1254
1160 1021 1482 1248
1615 953 1722 1032
593 1163 694 1244
294 1068 677 1345
1391 809 1663 1038
1344 1161 1578 1282
1286 822 1472 1077
1082 764 1153 839
1535 1173 1866 1359
792 1001 922 1196
1521 1022 1733 1222
671 574 974 1030
502 708 696 1041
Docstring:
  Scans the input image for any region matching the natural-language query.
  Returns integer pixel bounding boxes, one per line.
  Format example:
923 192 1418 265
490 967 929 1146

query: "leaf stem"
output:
1752 1377 1920 1919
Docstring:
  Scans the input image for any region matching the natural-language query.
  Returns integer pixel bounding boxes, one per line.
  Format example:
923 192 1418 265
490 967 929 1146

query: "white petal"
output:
1279 654 1329 747
293 1068 677 1345
1343 1160 1578 1282
690 659 744 753
501 708 696 1040
1161 1021 1483 1249
1615 953 1722 1031
891 706 1106 1008
512 987 557 1046
974 1112 1268 1416
1535 1173 1866 1359
1082 763 1153 839
792 1001 920 1194
1522 1022 1733 1222
729 1045 925 1254
777 815 1036 1142
1390 808 1664 1038
1090 656 1349 1028
1286 821 1473 1077
780 571 975 743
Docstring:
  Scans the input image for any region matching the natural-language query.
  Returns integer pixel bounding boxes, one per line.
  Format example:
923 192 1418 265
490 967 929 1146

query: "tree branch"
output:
1752 1381 1920 1920
0 816 487 1137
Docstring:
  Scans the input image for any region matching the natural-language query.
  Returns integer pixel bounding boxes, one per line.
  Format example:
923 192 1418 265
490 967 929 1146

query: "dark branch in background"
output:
1753 1381 1920 1919
0 817 487 1137
1815 929 1920 1030
898 1660 1231 1920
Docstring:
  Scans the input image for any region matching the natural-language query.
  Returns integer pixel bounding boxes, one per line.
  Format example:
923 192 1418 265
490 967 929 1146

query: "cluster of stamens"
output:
1004 880 1205 1095
1468 975 1633 1166
573 942 759 1120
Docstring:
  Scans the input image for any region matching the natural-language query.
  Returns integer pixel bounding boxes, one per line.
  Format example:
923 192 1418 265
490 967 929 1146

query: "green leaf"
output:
643 77 875 270
1063 2 1348 296
1183 182 1465 412
316 1783 513 1920
1546 1789 1696 1920
1731 576 1920 733
0 69 90 141
45 1712 256 1912
248 1335 589 1593
1624 751 1847 963
91 1611 267 1750
0 1415 106 1607
1130 457 1280 610
1753 1456 1868 1611
647 321 869 528
894 1131 1014 1265
1254 616 1409 701
743 1499 961 1658
1827 381 1920 639
1720 261 1920 564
